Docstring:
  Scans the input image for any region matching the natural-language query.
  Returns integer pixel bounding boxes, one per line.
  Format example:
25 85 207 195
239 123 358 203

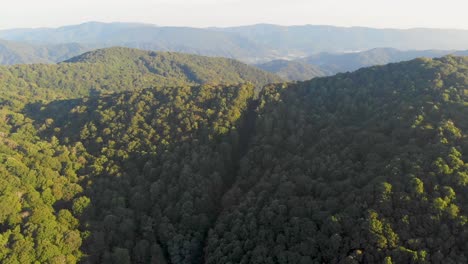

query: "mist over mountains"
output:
2 21 468 67
300 48 468 75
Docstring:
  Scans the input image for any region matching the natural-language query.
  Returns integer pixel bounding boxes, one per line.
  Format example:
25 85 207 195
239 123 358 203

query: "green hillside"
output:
65 47 281 88
0 47 280 263
207 56 468 263
1 55 468 263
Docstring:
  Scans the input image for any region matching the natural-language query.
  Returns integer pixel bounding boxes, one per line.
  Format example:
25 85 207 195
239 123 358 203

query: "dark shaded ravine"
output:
197 98 260 264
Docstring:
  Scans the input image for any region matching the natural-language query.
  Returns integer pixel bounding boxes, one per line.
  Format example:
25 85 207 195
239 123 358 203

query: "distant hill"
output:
4 22 468 63
257 48 468 80
300 48 468 74
0 39 89 65
0 39 49 64
65 47 281 87
0 47 281 106
255 59 328 81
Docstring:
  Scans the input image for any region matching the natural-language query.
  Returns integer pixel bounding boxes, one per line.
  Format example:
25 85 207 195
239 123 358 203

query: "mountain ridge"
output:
300 47 468 73
0 47 281 106
3 22 468 64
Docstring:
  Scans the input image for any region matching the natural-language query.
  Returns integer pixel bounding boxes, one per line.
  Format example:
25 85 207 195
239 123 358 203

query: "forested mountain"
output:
0 39 89 65
300 48 468 74
3 22 468 63
2 54 468 263
0 48 278 263
0 47 281 106
255 60 329 81
64 47 281 88
205 56 468 263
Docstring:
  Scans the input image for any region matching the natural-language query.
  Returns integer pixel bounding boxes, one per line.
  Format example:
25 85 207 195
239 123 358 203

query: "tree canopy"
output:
1 54 468 263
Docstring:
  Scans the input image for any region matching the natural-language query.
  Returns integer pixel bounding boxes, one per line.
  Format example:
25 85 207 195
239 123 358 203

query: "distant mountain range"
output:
300 48 468 74
1 22 468 81
0 22 274 63
0 39 89 65
2 22 468 65
255 48 468 80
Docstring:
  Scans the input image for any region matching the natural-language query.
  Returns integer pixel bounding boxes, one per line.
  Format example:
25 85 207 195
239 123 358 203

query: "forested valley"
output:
1 48 468 264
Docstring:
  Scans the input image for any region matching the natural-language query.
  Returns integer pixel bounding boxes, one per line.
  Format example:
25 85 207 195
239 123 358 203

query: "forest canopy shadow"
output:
23 83 259 264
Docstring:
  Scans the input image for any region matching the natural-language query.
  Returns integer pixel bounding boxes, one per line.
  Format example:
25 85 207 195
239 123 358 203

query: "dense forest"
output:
0 48 278 263
1 52 468 263
206 56 468 264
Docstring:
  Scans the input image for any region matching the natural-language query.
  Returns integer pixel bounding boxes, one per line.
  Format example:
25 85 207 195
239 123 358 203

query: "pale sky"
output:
1 0 468 30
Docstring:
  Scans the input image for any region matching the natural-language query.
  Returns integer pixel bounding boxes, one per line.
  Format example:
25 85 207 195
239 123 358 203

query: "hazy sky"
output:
1 0 468 30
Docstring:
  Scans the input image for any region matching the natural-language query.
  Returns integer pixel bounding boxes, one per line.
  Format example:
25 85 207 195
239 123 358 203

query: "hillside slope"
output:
65 47 281 87
206 56 468 263
28 83 257 264
255 59 328 81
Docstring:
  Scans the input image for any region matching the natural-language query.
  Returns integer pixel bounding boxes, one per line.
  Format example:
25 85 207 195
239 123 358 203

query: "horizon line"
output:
1 20 468 32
